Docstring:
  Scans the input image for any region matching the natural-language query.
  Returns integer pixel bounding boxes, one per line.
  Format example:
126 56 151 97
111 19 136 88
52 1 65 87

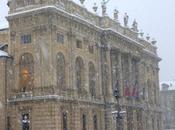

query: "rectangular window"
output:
93 115 98 130
57 33 64 44
88 45 94 54
21 34 32 44
76 40 82 49
7 116 11 130
83 114 87 130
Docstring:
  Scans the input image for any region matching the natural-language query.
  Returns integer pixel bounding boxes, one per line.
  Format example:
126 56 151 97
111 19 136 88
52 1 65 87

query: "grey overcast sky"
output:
0 0 175 82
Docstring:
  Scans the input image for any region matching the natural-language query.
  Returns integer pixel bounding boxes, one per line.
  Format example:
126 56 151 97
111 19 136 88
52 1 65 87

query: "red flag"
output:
131 81 139 98
124 81 130 97
132 87 136 97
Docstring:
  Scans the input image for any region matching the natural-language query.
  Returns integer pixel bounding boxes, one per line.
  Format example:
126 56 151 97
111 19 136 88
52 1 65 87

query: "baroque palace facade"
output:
0 0 163 130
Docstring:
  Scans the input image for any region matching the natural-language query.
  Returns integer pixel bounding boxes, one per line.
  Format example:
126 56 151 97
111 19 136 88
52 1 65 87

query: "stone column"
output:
117 52 123 98
128 54 132 86
67 32 77 96
106 48 113 101
133 109 137 130
96 42 103 99
0 59 6 130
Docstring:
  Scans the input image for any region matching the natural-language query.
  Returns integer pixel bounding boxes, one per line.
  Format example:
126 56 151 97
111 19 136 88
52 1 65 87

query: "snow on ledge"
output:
0 50 9 57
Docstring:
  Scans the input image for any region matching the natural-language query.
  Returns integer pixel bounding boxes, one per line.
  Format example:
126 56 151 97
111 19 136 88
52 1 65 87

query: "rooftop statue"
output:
101 0 110 16
114 9 119 22
132 19 138 32
93 3 98 13
80 0 85 5
124 13 129 27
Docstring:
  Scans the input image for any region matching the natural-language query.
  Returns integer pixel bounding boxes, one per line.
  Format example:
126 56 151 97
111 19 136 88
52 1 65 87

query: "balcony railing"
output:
8 86 104 105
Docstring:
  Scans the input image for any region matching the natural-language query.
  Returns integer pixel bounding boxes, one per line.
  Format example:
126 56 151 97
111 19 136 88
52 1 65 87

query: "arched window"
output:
89 62 96 97
57 52 65 89
19 53 34 92
75 57 84 92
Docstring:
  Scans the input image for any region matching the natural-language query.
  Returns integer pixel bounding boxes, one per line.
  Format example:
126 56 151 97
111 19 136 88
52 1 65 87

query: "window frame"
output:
76 40 83 49
21 34 32 44
57 32 64 44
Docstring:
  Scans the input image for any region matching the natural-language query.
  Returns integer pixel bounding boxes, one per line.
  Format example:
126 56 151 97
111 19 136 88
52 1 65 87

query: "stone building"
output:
0 28 10 130
160 82 175 130
0 0 163 130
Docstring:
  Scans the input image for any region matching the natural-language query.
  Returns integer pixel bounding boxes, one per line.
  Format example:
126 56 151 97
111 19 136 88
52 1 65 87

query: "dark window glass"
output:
21 34 32 44
82 114 87 130
63 112 68 130
76 40 82 49
93 115 98 130
7 116 11 130
57 33 64 44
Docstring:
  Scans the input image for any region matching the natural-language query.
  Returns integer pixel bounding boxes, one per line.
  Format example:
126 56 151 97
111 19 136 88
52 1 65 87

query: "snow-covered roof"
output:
0 43 7 49
0 50 9 58
160 81 175 91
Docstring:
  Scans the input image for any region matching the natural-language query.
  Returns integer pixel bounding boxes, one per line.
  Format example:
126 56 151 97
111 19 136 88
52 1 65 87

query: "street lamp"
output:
22 114 30 130
112 87 126 130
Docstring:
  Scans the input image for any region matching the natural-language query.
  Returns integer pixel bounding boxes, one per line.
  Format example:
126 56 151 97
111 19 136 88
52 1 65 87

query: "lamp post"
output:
22 114 30 130
112 87 126 130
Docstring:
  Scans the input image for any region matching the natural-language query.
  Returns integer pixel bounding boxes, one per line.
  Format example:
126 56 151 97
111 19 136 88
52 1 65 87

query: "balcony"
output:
8 86 104 105
8 86 62 103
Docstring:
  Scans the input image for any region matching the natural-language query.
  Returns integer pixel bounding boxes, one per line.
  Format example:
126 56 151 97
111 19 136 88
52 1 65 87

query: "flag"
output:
131 81 139 98
124 81 130 97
